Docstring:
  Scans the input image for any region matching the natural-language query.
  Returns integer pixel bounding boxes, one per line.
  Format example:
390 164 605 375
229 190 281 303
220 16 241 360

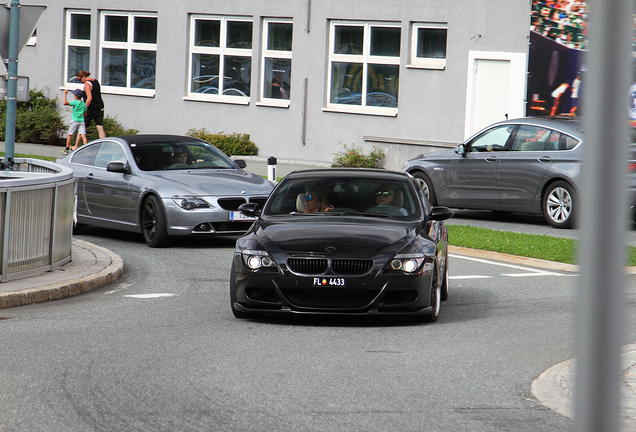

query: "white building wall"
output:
12 0 530 170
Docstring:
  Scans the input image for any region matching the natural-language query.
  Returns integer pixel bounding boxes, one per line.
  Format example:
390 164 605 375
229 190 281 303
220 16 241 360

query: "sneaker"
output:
61 148 70 155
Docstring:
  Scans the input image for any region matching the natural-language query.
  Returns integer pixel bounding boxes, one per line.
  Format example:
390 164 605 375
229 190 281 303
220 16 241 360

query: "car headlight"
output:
387 253 432 274
172 195 210 210
242 249 277 270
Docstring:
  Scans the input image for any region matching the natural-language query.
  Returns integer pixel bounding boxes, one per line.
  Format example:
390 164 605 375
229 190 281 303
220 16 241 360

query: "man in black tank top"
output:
77 70 106 139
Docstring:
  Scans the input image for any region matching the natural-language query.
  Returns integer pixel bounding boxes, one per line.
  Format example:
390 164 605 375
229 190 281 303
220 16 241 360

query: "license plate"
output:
229 211 256 221
313 277 346 287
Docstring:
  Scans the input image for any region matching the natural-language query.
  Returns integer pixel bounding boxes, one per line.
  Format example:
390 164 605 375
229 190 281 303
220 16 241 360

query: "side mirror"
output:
238 202 260 218
106 161 128 173
429 206 454 221
234 159 247 169
455 144 466 156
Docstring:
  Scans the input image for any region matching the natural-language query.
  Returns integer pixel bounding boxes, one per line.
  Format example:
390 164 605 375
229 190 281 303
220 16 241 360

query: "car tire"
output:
141 195 171 248
543 181 577 229
412 271 441 323
440 261 449 301
412 171 438 206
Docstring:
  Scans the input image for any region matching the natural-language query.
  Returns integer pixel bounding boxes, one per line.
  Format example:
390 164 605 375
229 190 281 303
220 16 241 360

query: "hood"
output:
256 219 415 255
149 169 274 196
411 148 455 161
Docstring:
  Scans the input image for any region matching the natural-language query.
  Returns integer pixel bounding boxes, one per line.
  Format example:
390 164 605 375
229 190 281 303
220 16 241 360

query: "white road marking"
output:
450 253 567 277
450 275 493 280
104 282 135 295
123 294 176 299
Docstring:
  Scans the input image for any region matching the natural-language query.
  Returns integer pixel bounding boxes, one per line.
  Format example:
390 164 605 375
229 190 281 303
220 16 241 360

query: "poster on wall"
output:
528 0 636 122
527 0 588 117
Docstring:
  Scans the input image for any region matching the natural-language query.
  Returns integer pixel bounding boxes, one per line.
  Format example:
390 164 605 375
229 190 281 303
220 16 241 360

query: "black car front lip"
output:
232 302 434 317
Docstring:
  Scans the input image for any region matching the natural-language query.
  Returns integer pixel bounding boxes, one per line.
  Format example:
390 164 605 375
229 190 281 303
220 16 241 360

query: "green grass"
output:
448 225 636 266
1 152 57 162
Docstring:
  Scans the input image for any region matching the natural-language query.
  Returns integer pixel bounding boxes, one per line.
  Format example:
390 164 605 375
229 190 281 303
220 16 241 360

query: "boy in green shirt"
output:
62 88 87 154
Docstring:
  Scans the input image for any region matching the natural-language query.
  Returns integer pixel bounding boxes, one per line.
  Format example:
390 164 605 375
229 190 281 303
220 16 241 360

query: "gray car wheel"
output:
141 195 171 248
412 171 438 206
543 181 577 229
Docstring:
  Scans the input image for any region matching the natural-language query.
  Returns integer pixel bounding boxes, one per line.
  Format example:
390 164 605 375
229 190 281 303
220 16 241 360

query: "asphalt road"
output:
3 226 635 431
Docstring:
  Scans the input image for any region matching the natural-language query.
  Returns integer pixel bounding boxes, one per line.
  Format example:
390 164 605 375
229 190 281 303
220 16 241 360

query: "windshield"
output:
265 175 421 218
130 140 237 171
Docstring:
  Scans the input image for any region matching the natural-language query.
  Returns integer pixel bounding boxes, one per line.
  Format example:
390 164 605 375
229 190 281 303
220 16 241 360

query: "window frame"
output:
258 17 292 108
409 22 447 70
64 9 91 87
325 20 400 117
185 14 253 105
98 10 158 97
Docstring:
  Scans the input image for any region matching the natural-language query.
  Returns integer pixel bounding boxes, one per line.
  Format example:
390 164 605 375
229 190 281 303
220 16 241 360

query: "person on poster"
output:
550 81 570 115
569 73 581 114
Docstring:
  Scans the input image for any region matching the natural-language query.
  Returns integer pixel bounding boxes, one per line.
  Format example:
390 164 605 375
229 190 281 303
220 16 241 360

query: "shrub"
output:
332 143 385 168
85 115 139 141
185 128 258 156
0 87 66 145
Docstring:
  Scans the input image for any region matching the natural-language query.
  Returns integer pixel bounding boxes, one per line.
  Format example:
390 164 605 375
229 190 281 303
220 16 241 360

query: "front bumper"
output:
231 254 436 317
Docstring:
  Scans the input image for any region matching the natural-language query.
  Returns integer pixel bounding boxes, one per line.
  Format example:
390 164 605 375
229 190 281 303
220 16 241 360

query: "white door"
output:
471 59 511 134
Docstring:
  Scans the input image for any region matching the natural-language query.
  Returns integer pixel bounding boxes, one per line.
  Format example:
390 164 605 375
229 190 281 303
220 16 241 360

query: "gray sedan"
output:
56 134 274 247
401 117 584 228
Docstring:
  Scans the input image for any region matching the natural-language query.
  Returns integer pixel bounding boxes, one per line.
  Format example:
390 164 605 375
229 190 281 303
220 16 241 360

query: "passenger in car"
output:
300 190 333 213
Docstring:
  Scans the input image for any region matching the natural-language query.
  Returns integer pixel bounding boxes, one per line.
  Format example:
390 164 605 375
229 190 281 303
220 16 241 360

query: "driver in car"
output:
374 184 408 215
172 148 188 165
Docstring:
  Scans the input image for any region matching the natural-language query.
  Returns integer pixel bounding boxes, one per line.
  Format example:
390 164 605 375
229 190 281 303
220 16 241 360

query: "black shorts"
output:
84 109 104 127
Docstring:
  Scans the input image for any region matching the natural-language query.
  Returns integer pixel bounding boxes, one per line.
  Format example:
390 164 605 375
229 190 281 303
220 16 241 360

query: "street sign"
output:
0 4 46 63
0 75 29 101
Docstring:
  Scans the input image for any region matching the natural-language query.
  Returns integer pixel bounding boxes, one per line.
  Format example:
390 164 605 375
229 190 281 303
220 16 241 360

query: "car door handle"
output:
85 173 94 180
485 156 497 163
538 156 551 162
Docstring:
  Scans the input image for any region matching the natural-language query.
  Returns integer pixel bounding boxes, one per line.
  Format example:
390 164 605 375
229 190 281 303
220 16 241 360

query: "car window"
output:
94 141 129 169
265 176 421 218
562 134 579 150
467 125 515 152
511 125 560 151
71 143 100 166
130 140 236 171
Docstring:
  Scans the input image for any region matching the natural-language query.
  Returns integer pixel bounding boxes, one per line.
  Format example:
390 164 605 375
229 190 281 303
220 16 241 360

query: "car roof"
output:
284 168 412 181
115 134 205 145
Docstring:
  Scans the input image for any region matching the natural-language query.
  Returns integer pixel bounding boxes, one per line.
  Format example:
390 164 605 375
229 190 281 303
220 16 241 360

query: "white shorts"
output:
68 121 86 135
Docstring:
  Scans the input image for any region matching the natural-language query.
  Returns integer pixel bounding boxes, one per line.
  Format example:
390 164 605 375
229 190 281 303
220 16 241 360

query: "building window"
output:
99 11 157 95
188 15 253 103
410 23 447 69
65 10 91 85
260 18 292 106
327 21 400 115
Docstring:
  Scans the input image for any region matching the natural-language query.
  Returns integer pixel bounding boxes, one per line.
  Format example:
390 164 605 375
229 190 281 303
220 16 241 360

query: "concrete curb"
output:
532 344 636 427
0 239 124 309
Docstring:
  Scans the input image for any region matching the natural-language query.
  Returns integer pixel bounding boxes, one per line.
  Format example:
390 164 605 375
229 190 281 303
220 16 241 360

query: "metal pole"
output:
3 0 20 170
574 0 633 431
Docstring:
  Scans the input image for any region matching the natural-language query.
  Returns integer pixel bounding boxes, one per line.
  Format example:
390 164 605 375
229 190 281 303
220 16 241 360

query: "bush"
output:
332 143 385 168
85 115 139 141
185 128 258 156
0 87 66 145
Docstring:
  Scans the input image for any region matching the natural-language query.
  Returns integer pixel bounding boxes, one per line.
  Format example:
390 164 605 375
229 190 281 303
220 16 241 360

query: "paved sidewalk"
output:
532 344 636 431
0 239 123 309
